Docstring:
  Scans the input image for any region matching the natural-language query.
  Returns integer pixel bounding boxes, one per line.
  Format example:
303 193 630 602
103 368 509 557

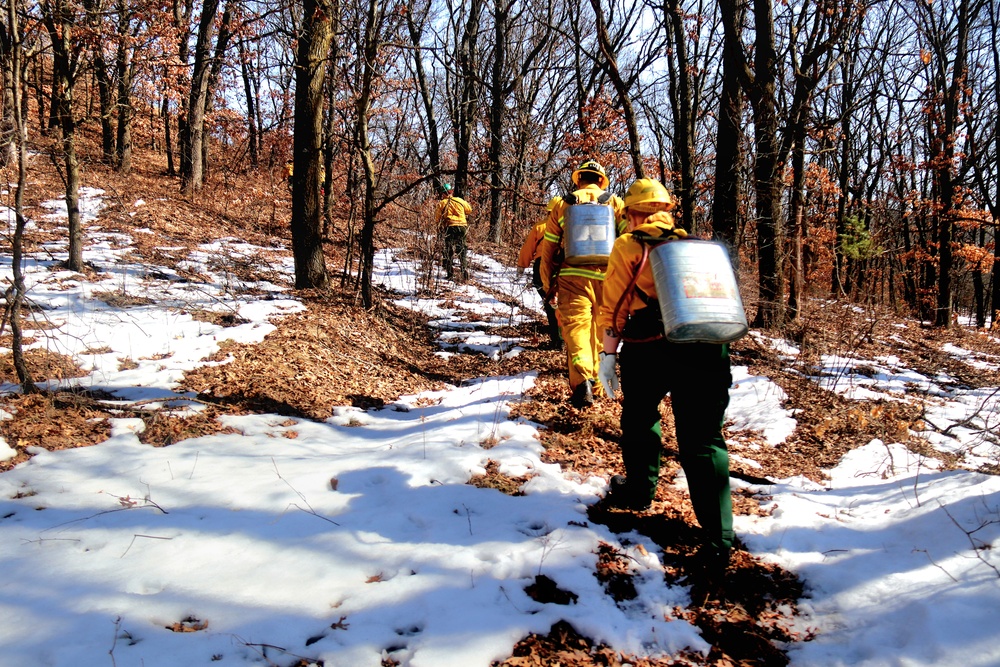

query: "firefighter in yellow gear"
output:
596 177 734 578
436 183 472 282
517 197 562 349
538 160 626 407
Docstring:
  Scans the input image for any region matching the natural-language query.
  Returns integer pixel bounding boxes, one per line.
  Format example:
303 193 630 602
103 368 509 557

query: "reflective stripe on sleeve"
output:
557 266 607 281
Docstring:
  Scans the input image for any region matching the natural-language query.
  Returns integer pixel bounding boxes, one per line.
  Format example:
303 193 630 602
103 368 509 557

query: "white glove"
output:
598 352 619 398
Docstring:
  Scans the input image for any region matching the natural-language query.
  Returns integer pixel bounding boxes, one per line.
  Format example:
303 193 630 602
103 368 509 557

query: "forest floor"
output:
3 144 1000 666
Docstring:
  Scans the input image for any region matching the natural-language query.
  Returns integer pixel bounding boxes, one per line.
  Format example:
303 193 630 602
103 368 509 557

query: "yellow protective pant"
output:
556 274 604 395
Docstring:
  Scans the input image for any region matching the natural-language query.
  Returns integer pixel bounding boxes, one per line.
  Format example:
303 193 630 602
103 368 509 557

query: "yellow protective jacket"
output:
538 184 626 293
517 221 546 269
437 196 472 227
597 213 686 336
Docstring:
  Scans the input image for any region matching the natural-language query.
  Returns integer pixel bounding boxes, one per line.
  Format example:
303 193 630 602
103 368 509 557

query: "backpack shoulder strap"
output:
630 230 657 243
562 193 578 206
609 242 652 337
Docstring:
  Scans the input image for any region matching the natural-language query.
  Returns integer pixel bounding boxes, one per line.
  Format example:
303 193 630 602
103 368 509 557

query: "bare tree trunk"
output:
84 0 115 163
171 0 192 178
787 131 806 317
43 0 84 270
0 11 16 167
664 0 696 231
162 93 175 175
973 226 986 327
180 0 220 194
237 36 259 169
486 0 509 243
993 226 1000 328
932 0 978 327
357 0 381 308
114 0 132 174
454 0 483 197
322 70 336 238
322 2 342 238
721 0 783 327
200 0 233 179
589 0 644 179
6 0 35 391
406 0 442 189
712 0 744 268
291 0 334 290
484 1 551 243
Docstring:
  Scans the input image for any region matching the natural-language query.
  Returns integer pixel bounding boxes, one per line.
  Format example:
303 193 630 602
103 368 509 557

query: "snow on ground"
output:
0 191 998 666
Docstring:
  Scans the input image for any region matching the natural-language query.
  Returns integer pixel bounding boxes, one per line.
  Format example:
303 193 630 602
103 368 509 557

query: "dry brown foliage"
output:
0 348 87 384
0 391 112 472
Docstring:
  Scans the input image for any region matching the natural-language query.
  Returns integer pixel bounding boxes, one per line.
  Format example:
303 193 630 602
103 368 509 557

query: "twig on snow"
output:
939 500 1000 579
121 533 173 558
271 457 340 526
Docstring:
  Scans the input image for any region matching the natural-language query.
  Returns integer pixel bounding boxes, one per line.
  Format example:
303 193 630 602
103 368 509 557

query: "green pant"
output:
618 339 734 549
443 225 469 280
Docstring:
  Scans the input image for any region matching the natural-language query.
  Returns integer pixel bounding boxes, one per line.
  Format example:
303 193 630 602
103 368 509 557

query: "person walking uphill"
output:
595 178 735 577
436 184 472 282
538 160 626 408
517 197 562 349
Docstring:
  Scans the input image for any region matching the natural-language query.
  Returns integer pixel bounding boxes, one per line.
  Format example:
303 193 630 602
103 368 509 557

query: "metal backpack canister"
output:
562 202 616 265
647 239 748 343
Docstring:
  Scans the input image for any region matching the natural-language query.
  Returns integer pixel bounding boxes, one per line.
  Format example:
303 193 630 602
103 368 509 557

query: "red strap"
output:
609 243 650 337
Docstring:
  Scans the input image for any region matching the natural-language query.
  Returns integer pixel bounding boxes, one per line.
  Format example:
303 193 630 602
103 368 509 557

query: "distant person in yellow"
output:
538 160 626 408
436 183 472 282
517 197 562 349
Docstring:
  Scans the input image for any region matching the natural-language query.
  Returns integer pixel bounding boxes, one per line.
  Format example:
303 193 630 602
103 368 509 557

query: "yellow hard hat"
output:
624 178 675 213
546 196 562 212
571 160 609 190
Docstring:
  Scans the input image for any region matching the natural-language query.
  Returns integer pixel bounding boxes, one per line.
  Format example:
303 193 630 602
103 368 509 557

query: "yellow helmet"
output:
571 159 609 190
546 196 562 212
624 178 675 213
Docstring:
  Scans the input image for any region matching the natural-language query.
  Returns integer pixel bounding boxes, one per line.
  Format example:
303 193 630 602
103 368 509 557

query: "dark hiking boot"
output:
569 380 594 408
602 475 652 511
691 544 732 584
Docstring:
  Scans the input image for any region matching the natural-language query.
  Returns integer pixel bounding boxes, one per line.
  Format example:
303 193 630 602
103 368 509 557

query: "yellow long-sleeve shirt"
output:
597 213 685 336
437 196 472 227
517 221 546 269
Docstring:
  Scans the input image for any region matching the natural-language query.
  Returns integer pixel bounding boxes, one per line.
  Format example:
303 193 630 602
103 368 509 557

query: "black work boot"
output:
692 543 732 583
602 475 652 511
569 380 594 408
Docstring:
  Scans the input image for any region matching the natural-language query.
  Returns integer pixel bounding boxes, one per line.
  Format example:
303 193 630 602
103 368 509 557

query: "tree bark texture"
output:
589 0 644 179
43 0 84 270
665 0 696 232
454 0 483 197
291 0 335 290
180 0 220 194
711 2 743 269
